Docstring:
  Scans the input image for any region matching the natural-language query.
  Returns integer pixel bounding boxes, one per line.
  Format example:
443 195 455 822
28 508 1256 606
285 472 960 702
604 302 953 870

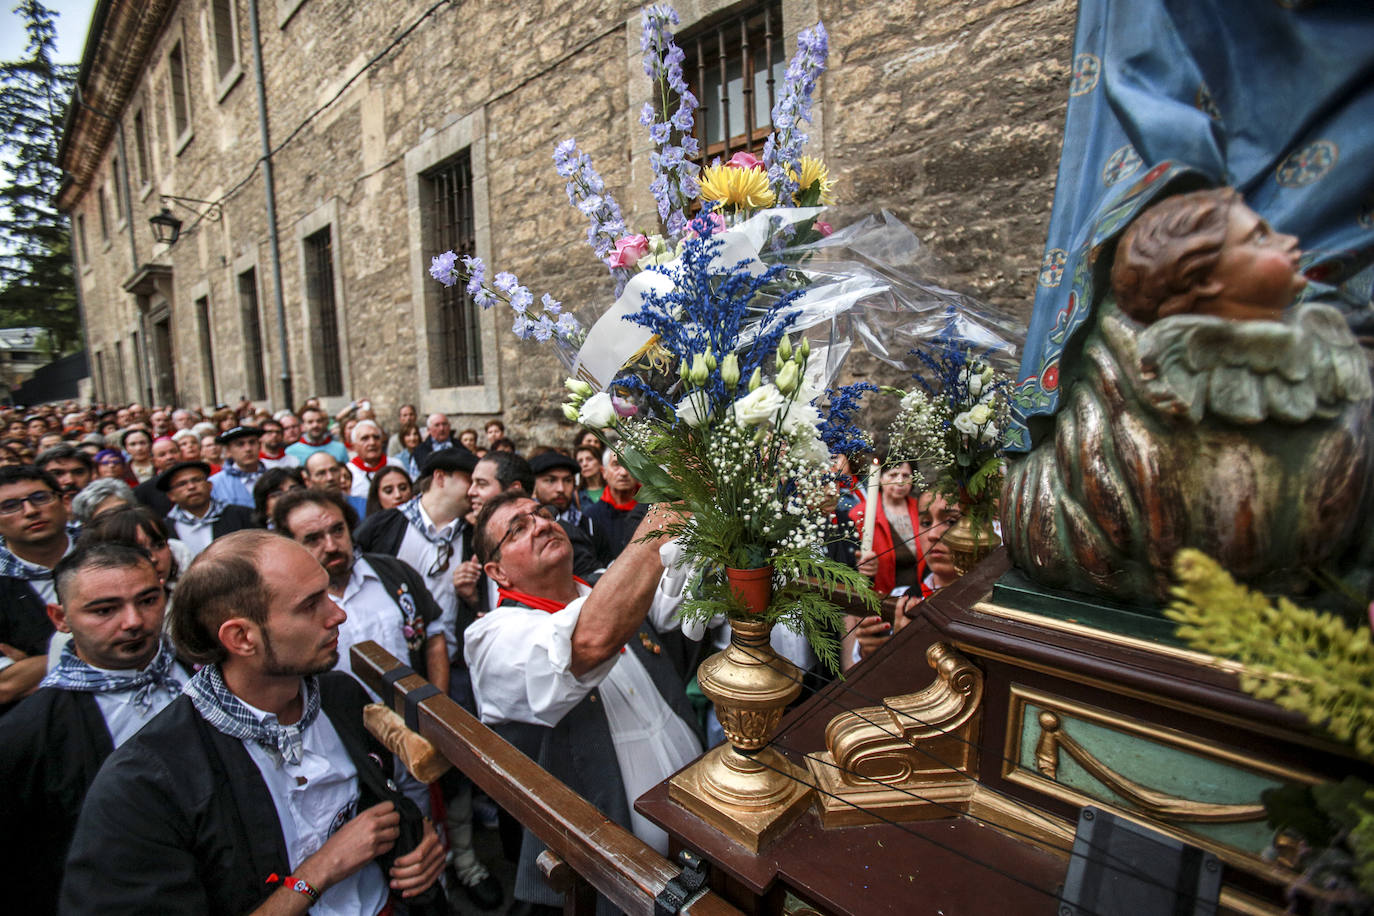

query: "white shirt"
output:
463 555 701 854
397 502 462 649
347 456 403 500
331 557 412 703
171 514 215 558
259 452 301 470
239 692 389 916
90 659 193 746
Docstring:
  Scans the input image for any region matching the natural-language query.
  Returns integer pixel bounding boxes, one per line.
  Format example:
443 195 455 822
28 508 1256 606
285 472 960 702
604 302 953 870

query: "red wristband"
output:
266 872 321 904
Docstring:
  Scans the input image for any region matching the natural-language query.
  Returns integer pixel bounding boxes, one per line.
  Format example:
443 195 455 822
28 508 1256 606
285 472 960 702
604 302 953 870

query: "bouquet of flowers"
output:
883 333 1013 530
428 6 880 668
563 218 877 671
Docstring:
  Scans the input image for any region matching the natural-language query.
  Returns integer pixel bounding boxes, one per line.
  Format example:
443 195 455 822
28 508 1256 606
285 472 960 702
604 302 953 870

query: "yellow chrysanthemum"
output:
786 156 836 205
698 164 776 211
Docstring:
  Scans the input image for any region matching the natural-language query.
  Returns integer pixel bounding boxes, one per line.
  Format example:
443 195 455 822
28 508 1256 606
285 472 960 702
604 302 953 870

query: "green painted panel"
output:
1018 703 1279 854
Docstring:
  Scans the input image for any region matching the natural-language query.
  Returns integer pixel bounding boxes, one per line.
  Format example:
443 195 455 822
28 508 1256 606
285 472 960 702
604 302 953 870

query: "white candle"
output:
860 459 880 554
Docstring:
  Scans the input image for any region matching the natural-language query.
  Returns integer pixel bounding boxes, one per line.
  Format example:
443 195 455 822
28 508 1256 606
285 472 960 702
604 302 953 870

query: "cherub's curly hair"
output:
1111 187 1237 323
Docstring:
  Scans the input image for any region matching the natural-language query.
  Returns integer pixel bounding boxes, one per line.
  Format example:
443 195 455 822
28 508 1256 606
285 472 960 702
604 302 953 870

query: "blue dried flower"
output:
817 382 877 457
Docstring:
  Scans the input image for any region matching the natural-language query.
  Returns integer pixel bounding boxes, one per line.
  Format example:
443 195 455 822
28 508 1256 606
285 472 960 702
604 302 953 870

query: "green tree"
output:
0 0 79 354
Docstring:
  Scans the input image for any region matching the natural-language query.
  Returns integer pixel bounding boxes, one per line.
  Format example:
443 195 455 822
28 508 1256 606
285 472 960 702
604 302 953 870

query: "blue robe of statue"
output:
1009 0 1374 452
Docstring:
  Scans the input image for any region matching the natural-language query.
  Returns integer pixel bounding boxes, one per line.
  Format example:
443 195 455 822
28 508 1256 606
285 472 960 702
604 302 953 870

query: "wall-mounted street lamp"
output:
147 195 223 245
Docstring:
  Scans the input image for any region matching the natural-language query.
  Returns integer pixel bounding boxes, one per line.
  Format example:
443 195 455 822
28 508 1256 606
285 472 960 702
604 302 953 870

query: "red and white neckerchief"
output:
351 455 388 474
497 578 623 652
598 489 638 512
259 448 285 460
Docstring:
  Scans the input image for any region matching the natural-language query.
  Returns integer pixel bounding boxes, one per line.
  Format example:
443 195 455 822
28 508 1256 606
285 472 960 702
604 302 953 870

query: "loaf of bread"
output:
363 703 453 783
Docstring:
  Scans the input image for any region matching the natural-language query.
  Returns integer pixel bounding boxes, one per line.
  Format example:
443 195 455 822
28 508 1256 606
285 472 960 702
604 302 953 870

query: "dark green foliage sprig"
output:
0 1 80 352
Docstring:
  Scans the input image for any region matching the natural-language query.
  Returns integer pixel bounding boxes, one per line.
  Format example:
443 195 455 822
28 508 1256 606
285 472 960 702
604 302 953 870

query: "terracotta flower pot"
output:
725 565 773 615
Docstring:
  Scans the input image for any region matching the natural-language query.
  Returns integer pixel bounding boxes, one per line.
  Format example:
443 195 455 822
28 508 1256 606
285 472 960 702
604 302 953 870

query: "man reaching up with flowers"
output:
463 490 701 912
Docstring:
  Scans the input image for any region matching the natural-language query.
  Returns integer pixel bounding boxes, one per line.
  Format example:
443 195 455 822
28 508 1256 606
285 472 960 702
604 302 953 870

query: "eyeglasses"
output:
0 490 57 515
426 539 454 577
493 506 556 557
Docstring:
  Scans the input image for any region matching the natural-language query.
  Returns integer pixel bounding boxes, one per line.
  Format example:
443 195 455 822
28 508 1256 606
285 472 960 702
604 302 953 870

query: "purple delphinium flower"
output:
552 137 632 295
640 5 701 240
429 251 458 286
425 252 579 344
461 255 485 296
762 23 828 206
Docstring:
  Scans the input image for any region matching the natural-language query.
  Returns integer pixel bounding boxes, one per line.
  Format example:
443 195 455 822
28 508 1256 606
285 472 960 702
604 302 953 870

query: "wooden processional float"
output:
354 540 1370 916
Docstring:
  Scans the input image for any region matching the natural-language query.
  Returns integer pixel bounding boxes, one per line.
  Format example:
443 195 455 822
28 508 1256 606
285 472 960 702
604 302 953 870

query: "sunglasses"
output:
426 539 455 577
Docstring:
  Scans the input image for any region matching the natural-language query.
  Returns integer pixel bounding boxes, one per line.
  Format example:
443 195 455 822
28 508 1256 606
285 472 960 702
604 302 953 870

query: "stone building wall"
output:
65 0 1074 446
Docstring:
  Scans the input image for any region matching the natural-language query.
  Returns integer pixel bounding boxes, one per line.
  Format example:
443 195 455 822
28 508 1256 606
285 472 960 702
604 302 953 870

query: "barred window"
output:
303 228 344 396
110 157 123 221
168 42 190 140
195 295 218 404
680 1 784 165
423 152 483 388
238 268 267 401
133 109 151 186
211 0 239 84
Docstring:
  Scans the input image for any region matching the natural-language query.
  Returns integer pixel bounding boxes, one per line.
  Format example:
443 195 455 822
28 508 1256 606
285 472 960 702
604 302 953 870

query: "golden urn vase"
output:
669 617 813 852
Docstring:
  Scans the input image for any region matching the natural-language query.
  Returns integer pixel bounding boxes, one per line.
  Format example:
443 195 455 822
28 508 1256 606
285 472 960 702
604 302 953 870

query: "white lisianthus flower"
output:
968 375 984 398
564 377 594 399
578 392 618 429
733 384 786 428
979 423 999 443
967 403 993 427
953 410 979 436
781 399 821 438
675 393 710 428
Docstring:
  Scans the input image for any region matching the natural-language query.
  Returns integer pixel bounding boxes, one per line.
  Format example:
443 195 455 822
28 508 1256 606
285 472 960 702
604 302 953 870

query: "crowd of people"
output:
0 395 967 916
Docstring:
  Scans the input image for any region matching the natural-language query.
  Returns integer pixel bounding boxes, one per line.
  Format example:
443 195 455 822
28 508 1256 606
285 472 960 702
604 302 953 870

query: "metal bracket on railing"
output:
654 849 709 915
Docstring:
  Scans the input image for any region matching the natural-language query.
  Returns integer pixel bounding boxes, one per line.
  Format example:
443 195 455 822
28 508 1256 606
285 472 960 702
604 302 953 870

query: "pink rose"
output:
686 211 727 238
611 396 639 419
605 234 650 269
726 151 765 171
815 221 834 237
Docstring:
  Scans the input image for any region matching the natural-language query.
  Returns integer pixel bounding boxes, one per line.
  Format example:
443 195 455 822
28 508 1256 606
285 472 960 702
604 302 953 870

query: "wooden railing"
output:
350 643 745 916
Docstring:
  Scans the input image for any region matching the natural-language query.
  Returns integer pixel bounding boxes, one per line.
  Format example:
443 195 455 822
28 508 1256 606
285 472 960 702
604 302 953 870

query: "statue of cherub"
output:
1002 187 1373 606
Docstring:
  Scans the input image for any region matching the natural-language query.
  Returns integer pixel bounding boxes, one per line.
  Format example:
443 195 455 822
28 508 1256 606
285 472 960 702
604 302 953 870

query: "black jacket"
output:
60 672 443 916
0 576 54 717
355 510 482 662
582 498 648 560
162 502 259 540
359 552 443 679
0 689 112 915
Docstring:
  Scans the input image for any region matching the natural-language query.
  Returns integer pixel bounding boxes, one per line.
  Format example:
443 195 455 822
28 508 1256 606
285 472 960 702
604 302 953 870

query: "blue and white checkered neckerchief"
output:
184 663 322 766
220 462 263 485
0 526 78 581
41 636 183 713
398 496 460 547
167 498 228 530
